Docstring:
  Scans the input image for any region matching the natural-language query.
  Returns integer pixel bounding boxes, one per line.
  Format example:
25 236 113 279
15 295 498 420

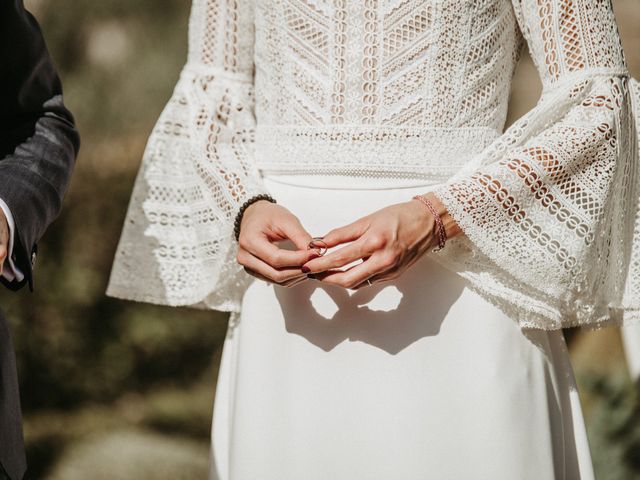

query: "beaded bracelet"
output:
412 194 447 252
233 193 277 241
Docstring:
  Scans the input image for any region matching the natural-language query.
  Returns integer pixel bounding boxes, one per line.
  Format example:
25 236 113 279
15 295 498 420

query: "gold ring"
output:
308 237 328 256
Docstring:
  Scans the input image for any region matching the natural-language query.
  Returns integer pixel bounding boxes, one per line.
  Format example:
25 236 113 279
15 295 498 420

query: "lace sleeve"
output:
430 0 640 330
106 0 266 311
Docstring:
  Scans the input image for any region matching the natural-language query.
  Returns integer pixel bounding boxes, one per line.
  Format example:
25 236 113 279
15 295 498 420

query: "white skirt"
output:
208 174 595 480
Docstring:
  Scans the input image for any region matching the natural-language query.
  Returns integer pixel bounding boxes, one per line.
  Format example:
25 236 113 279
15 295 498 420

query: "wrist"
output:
244 199 272 214
421 192 463 240
234 193 277 241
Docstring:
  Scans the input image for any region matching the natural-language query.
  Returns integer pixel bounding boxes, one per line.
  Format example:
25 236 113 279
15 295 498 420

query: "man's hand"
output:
0 208 8 276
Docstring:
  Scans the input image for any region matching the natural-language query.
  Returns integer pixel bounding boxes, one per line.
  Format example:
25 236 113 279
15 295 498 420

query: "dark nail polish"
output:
301 266 310 273
307 273 316 279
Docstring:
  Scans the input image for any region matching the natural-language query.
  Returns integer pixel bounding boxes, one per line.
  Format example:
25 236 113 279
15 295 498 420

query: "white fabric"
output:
99 2 629 474
106 0 640 331
209 175 594 480
0 198 24 283
621 324 640 380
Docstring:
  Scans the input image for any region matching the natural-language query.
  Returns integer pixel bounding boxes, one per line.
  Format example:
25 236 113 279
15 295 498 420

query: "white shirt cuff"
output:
0 198 25 283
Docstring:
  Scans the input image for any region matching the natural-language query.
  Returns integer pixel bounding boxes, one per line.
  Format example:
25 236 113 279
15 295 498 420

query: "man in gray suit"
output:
0 1 80 478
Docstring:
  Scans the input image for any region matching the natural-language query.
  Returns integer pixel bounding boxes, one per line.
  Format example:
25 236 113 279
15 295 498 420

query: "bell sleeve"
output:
106 0 267 311
429 0 640 330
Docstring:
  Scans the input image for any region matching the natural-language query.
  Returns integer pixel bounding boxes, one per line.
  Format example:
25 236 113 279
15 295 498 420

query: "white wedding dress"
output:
105 0 640 478
209 175 595 480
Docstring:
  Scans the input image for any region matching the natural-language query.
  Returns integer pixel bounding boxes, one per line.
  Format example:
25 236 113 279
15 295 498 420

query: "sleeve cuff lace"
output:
106 62 268 312
430 72 640 330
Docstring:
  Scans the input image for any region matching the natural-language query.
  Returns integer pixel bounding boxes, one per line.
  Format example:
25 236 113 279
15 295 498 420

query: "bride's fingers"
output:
311 254 389 289
238 249 309 284
302 238 370 274
320 219 367 248
284 275 309 288
244 268 273 284
245 268 308 288
280 216 314 251
242 234 319 268
350 251 420 289
352 270 396 289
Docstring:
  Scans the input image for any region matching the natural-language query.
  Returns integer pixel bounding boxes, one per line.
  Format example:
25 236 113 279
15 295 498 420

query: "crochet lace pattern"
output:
107 0 640 330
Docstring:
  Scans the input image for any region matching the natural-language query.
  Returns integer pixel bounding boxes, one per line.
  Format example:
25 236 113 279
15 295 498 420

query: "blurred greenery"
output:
0 0 636 478
3 0 228 478
586 375 640 479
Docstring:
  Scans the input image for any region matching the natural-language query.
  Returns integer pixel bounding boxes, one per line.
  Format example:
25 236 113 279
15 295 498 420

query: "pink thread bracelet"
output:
412 194 447 252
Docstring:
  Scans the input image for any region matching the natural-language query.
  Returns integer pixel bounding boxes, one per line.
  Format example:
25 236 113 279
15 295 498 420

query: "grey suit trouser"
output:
0 464 11 480
0 312 26 480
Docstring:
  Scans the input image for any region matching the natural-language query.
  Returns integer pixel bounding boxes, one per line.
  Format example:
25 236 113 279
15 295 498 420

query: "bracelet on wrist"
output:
411 194 447 252
233 193 277 241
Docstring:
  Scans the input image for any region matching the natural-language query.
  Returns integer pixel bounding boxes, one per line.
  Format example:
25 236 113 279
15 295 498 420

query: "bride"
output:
107 0 640 478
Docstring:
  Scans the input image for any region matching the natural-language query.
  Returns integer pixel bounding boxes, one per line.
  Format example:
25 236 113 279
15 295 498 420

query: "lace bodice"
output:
107 0 640 330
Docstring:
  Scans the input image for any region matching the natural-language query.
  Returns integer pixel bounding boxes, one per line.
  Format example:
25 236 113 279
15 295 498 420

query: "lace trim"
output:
430 74 640 331
254 125 500 178
431 247 640 331
107 0 640 334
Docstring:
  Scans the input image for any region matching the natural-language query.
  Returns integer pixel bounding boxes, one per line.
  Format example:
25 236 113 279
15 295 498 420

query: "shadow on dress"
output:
274 255 466 355
267 251 589 477
524 327 587 478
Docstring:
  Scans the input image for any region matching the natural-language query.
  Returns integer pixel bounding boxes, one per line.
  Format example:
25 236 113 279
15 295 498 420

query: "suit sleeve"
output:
0 0 80 291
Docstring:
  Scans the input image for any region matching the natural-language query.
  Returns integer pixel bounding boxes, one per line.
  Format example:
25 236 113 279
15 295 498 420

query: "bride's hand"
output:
236 200 319 287
301 192 461 289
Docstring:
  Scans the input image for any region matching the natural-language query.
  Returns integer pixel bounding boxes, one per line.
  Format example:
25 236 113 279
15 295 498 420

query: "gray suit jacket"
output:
0 1 80 478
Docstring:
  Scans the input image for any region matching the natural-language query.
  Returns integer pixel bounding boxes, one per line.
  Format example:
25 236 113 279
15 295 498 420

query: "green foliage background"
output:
0 0 637 478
